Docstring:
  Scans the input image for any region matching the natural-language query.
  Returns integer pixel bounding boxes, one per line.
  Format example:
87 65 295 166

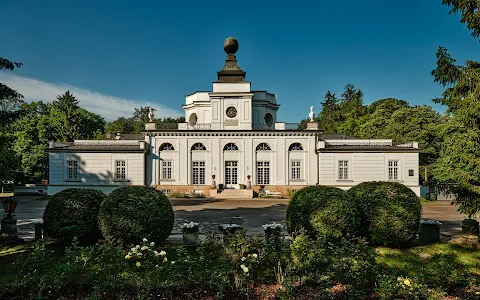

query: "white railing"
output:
49 140 141 148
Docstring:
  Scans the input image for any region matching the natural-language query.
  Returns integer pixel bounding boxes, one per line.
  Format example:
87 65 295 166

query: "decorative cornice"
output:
148 131 319 137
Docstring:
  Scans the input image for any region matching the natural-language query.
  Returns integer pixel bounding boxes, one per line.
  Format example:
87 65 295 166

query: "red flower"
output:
384 265 388 269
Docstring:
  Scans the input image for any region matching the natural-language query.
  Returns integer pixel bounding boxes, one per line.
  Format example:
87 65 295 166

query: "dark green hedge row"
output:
43 186 174 245
286 182 421 247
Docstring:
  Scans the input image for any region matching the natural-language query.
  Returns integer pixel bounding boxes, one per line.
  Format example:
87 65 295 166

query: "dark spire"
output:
216 37 247 83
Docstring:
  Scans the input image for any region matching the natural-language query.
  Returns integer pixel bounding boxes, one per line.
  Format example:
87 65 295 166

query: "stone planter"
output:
462 219 480 236
418 224 440 243
219 225 244 244
183 231 199 247
264 229 282 245
0 217 18 239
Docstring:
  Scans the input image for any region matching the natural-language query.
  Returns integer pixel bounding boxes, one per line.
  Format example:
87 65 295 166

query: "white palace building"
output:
47 38 421 198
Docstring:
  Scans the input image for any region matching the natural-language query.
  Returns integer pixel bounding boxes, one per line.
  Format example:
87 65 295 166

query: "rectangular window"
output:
409 169 414 177
256 161 270 185
388 160 399 180
290 160 302 180
162 160 173 180
67 160 79 180
192 161 205 185
115 160 127 180
338 160 349 180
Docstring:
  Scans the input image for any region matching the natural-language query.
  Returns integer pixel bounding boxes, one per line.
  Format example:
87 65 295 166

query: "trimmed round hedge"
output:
98 186 174 244
286 185 359 238
43 188 106 244
347 181 421 247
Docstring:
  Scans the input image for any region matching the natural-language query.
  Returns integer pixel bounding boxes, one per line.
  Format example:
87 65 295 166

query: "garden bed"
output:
0 236 478 300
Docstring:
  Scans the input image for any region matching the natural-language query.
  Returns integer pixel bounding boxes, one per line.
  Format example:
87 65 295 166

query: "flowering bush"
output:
181 221 199 233
219 224 243 235
124 238 169 271
420 219 442 227
262 223 283 232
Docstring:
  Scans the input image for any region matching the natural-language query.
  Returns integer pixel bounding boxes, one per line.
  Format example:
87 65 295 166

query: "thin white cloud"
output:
0 73 183 121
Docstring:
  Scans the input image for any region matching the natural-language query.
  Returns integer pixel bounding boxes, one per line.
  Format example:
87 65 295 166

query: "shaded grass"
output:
376 241 480 294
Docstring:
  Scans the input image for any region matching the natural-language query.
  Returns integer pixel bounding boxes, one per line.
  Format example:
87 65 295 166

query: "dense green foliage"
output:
442 0 480 40
105 106 185 135
347 182 422 247
290 233 377 288
0 57 23 100
316 87 445 169
286 186 359 238
429 1 480 218
98 186 174 244
0 235 477 299
43 188 106 244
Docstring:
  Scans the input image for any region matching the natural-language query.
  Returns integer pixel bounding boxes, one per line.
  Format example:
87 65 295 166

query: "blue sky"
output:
1 0 479 121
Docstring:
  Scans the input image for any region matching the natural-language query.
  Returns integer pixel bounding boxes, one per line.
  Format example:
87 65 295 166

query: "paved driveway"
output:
11 197 478 241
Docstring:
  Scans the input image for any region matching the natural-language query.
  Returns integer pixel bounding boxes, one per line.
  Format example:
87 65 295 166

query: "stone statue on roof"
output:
148 107 156 122
309 106 315 122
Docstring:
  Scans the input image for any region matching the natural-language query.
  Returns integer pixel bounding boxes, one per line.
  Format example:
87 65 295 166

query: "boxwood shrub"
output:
347 181 421 247
43 188 106 244
98 186 174 244
286 185 359 238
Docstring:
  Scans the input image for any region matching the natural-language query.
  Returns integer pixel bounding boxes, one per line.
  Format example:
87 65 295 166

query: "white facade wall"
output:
47 151 145 195
318 151 420 195
146 134 318 188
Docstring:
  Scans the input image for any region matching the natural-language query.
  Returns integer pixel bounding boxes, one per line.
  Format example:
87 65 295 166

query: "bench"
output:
265 190 282 198
188 190 205 197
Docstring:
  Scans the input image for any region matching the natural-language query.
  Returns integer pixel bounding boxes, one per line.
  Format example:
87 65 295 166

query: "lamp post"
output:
1 197 19 240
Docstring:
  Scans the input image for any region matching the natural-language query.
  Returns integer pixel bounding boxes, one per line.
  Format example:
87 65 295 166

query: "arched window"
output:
159 143 175 151
288 143 303 151
223 143 239 151
191 143 206 151
256 143 271 151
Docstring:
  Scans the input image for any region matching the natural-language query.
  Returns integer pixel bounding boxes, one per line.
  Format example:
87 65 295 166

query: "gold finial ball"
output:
223 37 239 54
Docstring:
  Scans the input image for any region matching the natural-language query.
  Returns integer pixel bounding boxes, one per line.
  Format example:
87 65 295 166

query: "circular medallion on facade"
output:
226 106 237 118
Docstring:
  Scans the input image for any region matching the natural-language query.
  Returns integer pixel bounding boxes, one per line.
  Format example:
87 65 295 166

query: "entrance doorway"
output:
225 161 238 188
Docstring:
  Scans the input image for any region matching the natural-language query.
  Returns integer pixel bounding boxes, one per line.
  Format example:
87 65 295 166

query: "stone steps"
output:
210 189 254 199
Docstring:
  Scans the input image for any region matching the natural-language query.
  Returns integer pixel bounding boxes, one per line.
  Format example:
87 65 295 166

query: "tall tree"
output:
0 57 23 100
49 91 105 142
318 91 339 133
430 1 480 219
442 0 480 40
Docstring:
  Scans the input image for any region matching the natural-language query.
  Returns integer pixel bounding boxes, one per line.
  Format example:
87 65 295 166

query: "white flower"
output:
181 221 199 229
153 250 159 256
221 224 242 229
136 245 141 249
150 242 155 247
141 246 148 251
420 219 442 226
159 250 166 256
252 253 258 259
171 261 176 265
241 257 246 261
240 264 249 273
163 257 168 263
136 252 143 257
262 223 284 231
125 254 131 259
130 247 136 252
142 238 148 243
